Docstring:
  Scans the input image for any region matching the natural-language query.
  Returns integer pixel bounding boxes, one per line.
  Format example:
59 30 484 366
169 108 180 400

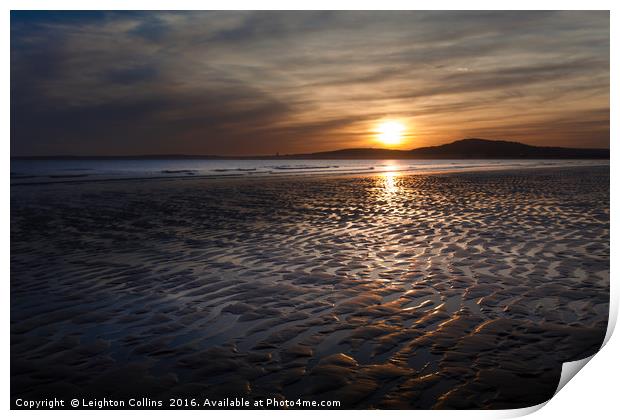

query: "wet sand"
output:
11 166 609 409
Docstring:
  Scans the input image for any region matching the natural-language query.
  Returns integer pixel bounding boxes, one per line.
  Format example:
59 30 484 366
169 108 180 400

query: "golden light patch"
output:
376 121 406 146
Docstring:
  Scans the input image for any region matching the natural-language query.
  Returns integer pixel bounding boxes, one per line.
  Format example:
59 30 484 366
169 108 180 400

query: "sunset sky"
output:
11 11 609 156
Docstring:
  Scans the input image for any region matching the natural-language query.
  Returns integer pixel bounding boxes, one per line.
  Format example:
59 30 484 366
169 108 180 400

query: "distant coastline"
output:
11 138 610 160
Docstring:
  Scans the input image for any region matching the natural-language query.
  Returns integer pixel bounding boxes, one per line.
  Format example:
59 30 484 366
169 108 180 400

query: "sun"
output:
376 121 406 146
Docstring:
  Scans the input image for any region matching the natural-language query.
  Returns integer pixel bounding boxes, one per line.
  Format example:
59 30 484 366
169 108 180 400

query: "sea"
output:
10 158 608 185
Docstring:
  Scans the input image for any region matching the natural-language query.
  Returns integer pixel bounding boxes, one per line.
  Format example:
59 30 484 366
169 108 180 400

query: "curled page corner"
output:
550 291 617 400
501 354 598 418
499 401 548 418
550 298 618 395
554 355 595 396
602 302 618 348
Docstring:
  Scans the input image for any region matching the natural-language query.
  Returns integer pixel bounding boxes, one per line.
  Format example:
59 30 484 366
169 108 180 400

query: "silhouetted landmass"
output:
418 138 610 159
287 139 609 159
12 139 609 160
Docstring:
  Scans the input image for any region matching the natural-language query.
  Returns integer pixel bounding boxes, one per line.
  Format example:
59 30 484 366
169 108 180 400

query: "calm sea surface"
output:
10 158 608 184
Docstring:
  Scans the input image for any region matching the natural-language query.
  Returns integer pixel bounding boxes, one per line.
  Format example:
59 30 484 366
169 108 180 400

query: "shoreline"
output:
10 161 610 187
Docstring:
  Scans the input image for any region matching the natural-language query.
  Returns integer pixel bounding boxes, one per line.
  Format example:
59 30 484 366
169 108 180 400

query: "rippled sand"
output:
11 166 609 409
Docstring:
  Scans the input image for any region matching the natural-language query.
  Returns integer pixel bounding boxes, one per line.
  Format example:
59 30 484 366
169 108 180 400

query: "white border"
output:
3 2 617 420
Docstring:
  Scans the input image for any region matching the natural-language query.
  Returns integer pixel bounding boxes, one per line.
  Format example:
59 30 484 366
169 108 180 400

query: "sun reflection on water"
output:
384 172 398 194
378 164 402 196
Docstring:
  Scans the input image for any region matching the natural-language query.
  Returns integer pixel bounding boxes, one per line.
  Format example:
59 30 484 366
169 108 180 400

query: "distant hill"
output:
284 138 609 160
12 139 609 160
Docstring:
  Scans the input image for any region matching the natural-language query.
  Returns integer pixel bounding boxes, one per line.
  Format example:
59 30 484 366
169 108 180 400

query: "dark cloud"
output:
10 11 609 155
206 11 335 44
12 80 294 155
128 15 171 42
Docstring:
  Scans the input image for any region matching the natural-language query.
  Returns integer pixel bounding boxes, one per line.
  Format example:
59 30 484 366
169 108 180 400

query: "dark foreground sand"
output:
11 166 609 409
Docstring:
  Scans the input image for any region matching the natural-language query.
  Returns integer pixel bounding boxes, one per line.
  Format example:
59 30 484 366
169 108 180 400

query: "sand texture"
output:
11 166 609 409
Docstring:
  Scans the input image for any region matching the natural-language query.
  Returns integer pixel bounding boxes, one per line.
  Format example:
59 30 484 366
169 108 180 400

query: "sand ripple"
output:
11 166 609 408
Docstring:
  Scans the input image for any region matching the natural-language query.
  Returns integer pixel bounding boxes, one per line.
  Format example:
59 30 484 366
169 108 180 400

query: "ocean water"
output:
10 158 608 185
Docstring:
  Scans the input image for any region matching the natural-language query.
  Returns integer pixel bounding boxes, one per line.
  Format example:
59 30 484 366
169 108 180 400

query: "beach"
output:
10 165 609 409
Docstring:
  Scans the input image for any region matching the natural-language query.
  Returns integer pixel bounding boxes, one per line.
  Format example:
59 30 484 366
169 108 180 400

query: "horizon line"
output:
10 138 611 159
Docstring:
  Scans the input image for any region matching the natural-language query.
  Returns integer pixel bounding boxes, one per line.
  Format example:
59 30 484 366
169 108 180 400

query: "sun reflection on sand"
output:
372 170 403 213
384 172 398 194
379 164 402 196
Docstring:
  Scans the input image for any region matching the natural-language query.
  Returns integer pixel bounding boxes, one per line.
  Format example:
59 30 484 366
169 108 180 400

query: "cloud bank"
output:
11 11 609 156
